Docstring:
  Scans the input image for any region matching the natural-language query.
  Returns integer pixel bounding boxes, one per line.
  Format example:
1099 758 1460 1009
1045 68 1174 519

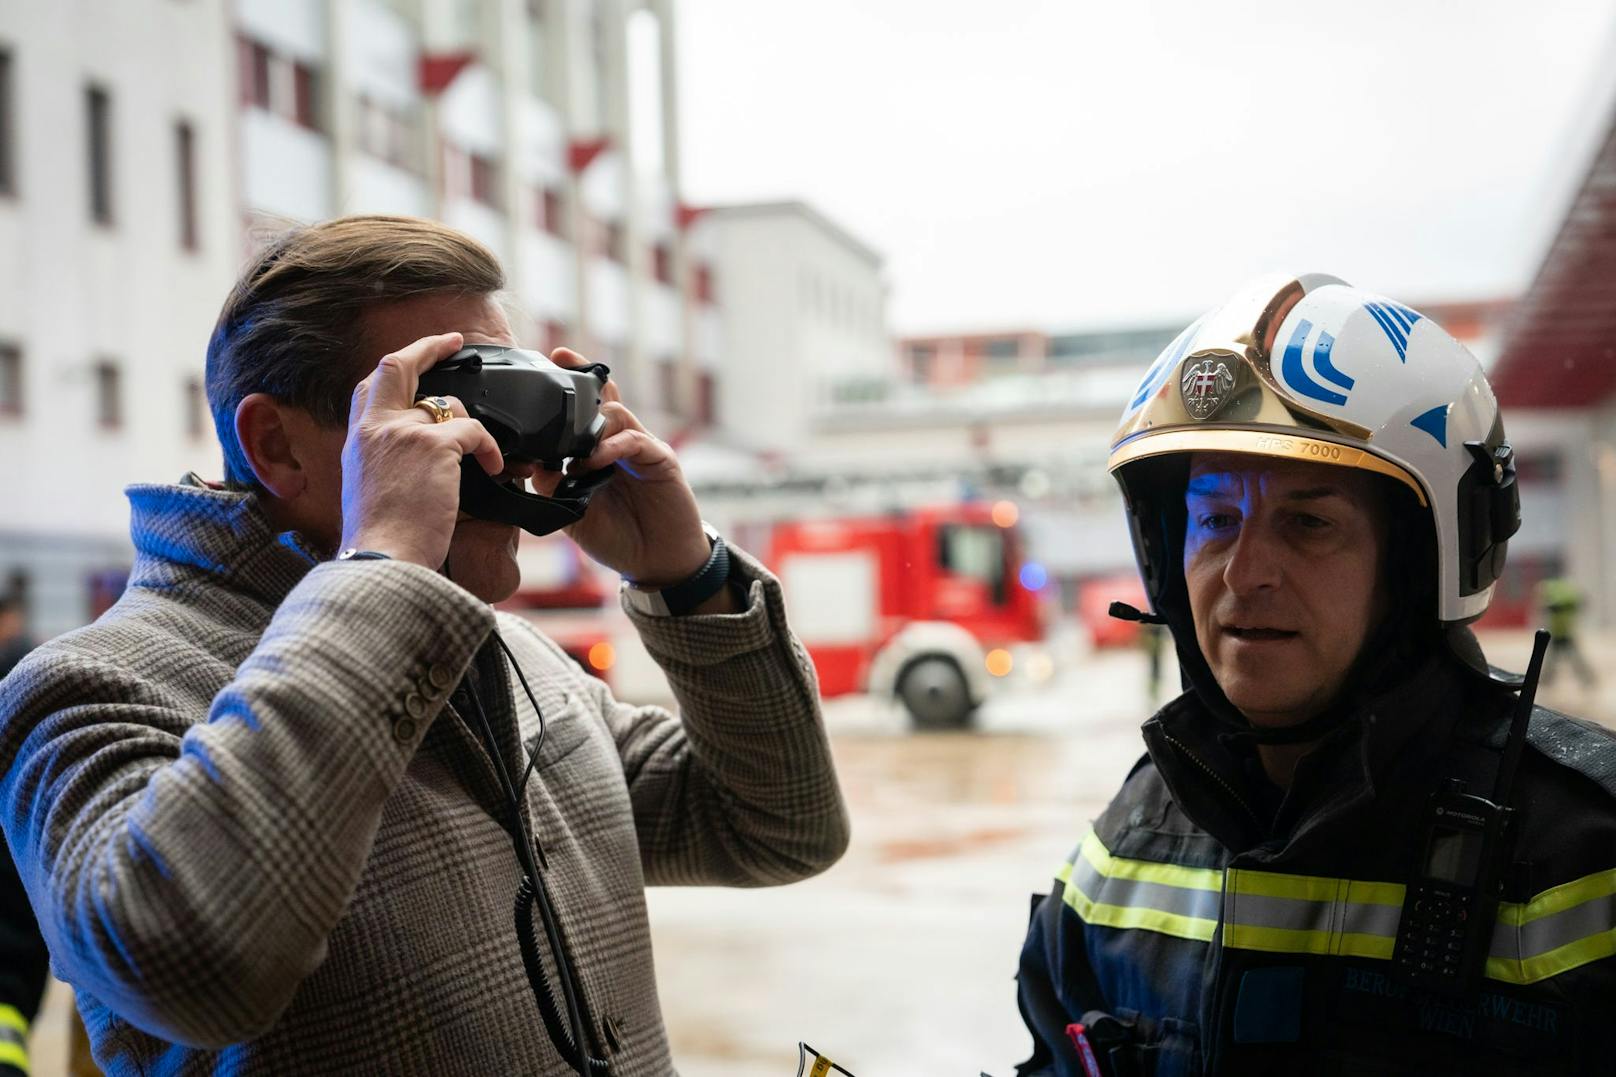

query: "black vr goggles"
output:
416 344 616 537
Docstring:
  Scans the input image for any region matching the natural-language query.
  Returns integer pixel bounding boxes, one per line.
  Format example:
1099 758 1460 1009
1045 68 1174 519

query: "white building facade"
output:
0 1 239 637
0 0 712 638
697 201 891 456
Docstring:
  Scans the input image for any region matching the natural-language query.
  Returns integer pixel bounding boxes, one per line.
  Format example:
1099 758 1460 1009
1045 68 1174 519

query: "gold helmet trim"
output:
1109 427 1429 507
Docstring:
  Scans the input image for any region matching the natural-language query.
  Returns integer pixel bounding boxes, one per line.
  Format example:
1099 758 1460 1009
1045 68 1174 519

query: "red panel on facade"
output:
1489 114 1616 408
418 52 475 95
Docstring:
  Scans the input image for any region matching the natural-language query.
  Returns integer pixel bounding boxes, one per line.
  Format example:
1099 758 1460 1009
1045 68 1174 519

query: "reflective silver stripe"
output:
1488 880 1616 983
1071 856 1224 923
1223 873 1404 959
1228 890 1403 937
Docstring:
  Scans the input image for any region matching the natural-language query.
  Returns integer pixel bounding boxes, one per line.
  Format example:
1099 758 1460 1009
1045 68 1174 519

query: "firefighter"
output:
1015 275 1616 1075
1536 576 1596 689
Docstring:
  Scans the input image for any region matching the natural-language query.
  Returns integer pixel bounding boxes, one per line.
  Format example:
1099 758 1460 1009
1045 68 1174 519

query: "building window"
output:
292 60 320 130
469 152 498 207
443 144 501 208
603 219 626 263
185 376 205 440
985 337 1020 360
1515 453 1563 485
86 85 114 225
652 242 673 285
0 343 21 417
537 185 566 237
0 48 15 197
692 263 714 304
94 360 121 430
656 357 677 412
694 371 714 426
237 36 322 132
908 344 935 382
239 37 272 109
357 95 418 172
175 120 198 251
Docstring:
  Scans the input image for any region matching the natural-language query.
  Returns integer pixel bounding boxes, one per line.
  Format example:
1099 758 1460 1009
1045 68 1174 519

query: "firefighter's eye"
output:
1194 512 1237 531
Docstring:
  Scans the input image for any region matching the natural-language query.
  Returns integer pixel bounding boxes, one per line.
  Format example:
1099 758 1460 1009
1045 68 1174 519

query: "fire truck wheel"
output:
897 655 976 730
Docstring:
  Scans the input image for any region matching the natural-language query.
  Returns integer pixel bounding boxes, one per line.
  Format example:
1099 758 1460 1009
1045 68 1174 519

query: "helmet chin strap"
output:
456 458 616 537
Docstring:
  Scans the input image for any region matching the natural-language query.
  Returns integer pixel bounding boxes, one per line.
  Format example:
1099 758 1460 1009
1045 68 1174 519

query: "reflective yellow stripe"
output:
0 1040 26 1074
1058 832 1616 985
1226 867 1404 908
1075 829 1223 893
1057 831 1222 943
1060 871 1220 942
0 1006 24 1037
1224 924 1397 960
1486 929 1616 985
1487 866 1616 984
1496 867 1616 926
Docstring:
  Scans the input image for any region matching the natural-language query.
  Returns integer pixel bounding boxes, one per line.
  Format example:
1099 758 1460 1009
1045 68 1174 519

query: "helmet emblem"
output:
1179 357 1236 420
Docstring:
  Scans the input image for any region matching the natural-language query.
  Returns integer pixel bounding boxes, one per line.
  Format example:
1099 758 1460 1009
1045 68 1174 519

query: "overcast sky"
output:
676 0 1616 335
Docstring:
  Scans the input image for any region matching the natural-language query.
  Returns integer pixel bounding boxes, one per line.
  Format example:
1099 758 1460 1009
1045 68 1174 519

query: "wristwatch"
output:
623 523 732 617
336 549 392 562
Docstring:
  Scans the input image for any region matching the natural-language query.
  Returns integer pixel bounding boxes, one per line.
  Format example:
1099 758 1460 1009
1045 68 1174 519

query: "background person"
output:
1536 576 1596 689
1015 275 1616 1075
0 215 849 1075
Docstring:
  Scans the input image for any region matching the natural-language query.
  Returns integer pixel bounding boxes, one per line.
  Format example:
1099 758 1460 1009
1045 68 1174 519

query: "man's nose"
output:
1221 520 1283 595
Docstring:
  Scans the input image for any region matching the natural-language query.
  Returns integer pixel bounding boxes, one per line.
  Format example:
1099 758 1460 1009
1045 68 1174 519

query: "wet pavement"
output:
646 648 1155 1077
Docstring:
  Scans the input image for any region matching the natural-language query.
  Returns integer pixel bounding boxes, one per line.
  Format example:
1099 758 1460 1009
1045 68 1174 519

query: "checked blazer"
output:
0 476 850 1075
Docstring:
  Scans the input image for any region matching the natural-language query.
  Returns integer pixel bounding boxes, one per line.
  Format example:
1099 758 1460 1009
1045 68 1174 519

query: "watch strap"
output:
624 529 732 616
336 549 392 562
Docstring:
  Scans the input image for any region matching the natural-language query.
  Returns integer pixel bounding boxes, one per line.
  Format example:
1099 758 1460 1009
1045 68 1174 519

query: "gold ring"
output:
413 396 453 424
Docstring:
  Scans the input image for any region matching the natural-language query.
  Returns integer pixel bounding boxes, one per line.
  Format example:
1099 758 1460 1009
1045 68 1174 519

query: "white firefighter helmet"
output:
1109 273 1519 625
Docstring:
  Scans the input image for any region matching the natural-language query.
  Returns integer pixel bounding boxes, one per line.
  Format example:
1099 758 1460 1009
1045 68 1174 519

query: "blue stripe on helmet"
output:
1280 319 1349 406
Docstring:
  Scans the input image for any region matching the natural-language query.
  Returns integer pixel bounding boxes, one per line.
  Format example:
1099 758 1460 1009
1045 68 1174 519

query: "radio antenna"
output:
1493 629 1550 805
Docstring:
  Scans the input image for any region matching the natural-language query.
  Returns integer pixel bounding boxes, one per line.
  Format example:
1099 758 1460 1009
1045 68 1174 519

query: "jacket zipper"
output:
1160 729 1262 830
1158 730 1260 1075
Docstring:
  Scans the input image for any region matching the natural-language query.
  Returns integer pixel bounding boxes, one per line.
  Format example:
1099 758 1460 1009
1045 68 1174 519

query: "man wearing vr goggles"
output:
0 215 849 1075
1015 275 1616 1075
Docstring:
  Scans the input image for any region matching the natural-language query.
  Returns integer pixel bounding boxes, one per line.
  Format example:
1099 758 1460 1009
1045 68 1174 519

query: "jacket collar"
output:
125 474 323 607
1143 651 1477 858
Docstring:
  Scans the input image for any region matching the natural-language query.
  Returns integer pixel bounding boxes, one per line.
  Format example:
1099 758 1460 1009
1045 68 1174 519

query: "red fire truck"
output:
504 501 1047 729
763 502 1044 727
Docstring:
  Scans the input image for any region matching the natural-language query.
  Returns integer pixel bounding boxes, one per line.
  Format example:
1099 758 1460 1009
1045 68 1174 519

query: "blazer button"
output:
403 692 426 719
393 717 418 743
427 663 453 690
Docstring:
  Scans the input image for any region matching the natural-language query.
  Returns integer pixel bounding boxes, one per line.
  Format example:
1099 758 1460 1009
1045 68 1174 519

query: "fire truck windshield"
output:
936 524 1009 605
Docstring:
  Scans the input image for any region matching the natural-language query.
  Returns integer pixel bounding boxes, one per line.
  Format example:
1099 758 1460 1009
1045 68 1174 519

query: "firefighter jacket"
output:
1016 650 1616 1076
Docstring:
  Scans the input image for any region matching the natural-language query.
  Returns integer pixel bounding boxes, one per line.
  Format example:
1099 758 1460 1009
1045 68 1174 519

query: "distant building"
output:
697 200 892 456
898 298 1511 391
899 325 1179 388
0 0 712 638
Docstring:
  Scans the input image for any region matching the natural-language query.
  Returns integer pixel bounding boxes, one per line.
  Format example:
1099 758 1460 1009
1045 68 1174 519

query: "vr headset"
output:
416 344 616 537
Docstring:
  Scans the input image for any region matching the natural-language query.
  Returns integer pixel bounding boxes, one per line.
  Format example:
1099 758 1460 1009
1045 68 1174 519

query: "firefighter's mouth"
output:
1223 625 1299 641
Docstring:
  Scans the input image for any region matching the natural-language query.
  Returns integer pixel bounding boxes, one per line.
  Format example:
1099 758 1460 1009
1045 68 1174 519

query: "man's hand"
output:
338 332 503 569
549 347 714 590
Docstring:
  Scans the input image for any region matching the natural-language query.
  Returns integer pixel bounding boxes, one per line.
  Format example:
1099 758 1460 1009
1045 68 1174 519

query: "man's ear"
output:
235 393 307 501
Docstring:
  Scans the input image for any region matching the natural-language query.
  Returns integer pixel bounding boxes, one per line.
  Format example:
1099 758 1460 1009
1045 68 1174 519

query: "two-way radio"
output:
1391 629 1551 995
